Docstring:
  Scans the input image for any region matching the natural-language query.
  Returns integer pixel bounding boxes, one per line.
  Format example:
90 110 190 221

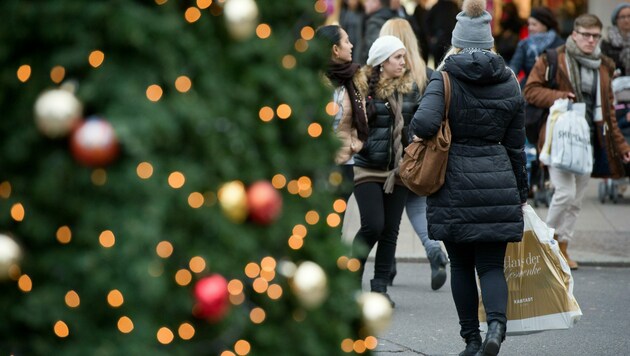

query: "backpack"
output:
525 48 558 145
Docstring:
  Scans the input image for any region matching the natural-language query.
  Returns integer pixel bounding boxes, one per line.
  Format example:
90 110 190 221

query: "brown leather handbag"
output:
400 71 452 196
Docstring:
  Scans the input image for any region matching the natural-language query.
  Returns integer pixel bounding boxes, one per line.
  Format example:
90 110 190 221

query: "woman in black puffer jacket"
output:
409 0 527 355
351 35 420 308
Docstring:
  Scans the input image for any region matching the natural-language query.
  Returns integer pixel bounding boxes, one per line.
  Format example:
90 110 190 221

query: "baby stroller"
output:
526 140 553 207
598 76 630 204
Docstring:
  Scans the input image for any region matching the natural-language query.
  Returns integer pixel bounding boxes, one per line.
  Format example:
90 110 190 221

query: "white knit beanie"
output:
367 35 406 66
451 0 494 50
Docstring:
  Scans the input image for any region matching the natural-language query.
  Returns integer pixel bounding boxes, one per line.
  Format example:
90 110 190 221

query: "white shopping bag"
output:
480 205 582 335
539 99 592 175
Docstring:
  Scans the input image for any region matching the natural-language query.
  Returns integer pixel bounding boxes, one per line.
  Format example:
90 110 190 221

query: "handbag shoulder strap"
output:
441 71 451 120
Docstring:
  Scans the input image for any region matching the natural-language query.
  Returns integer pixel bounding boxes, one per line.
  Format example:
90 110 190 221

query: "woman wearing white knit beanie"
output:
351 34 420 308
409 0 527 354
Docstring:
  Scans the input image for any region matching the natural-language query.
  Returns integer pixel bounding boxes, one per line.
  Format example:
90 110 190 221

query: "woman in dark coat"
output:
409 0 527 355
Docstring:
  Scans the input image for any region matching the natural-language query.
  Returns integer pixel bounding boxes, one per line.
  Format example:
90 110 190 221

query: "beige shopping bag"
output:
479 205 582 335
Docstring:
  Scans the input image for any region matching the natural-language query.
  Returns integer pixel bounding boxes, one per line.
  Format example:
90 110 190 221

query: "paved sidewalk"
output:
342 178 630 266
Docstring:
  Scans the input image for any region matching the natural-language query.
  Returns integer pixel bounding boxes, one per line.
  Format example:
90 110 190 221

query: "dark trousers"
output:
443 241 508 339
352 182 408 282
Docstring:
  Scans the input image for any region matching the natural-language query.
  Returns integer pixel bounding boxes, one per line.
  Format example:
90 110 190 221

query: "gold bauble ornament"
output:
34 88 82 138
217 180 248 223
223 0 259 40
291 261 328 309
358 292 393 335
0 233 22 281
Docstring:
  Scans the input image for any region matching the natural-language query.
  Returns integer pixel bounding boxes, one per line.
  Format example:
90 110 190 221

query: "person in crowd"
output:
601 3 630 76
339 0 365 63
494 2 525 64
316 25 369 206
379 18 448 290
360 0 398 64
410 0 527 354
524 14 630 270
352 35 420 307
411 0 430 63
510 6 564 88
426 0 460 65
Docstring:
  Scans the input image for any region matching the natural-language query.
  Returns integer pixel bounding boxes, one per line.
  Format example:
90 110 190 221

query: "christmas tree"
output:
0 0 391 354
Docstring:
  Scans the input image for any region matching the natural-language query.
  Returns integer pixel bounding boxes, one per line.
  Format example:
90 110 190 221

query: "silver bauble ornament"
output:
291 261 328 308
224 0 259 40
358 292 393 335
34 89 82 138
0 233 22 281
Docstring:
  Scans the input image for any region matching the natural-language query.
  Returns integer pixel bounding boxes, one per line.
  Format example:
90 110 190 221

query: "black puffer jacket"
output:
410 51 527 243
354 69 421 170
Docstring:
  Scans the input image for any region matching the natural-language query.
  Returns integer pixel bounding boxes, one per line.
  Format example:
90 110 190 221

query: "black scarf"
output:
326 61 368 141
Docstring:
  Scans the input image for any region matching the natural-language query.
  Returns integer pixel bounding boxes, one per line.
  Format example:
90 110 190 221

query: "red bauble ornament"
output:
70 118 119 167
247 180 283 225
193 274 230 322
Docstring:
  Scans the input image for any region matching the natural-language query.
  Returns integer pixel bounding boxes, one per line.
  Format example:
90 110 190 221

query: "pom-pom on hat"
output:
451 0 494 50
530 6 558 32
367 35 406 66
611 3 630 26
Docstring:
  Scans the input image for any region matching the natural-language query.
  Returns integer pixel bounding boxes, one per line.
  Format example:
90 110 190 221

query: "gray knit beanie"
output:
611 3 630 26
451 0 494 50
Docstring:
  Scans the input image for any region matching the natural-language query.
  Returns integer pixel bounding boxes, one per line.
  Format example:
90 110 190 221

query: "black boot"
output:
428 249 448 290
370 279 395 308
388 259 397 286
476 321 506 356
459 333 482 356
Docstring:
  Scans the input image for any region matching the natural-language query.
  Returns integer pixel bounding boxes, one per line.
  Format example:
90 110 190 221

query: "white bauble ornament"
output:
358 292 393 335
0 233 22 281
224 0 259 40
291 261 328 308
34 89 82 138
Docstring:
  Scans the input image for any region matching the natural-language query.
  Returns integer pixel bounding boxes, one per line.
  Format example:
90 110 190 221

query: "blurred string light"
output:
157 326 175 344
65 290 80 308
107 289 124 307
333 199 347 213
197 0 212 9
244 262 260 278
329 171 343 186
11 203 25 222
276 104 291 119
156 240 174 258
326 101 340 116
300 26 315 40
271 174 286 189
99 230 115 248
250 307 265 324
88 50 105 68
54 321 69 338
136 162 154 179
17 65 31 82
56 226 72 244
189 256 206 273
234 340 251 355
256 23 271 39
294 39 308 52
18 274 32 292
146 84 163 102
168 171 185 188
286 180 299 195
0 181 11 198
282 55 296 69
175 75 192 93
175 269 192 286
155 0 168 5
118 316 134 333
50 65 65 84
314 0 327 13
326 213 341 227
91 168 107 186
185 7 201 23
178 322 195 340
337 256 349 270
288 234 303 250
252 277 268 293
305 210 319 225
267 284 282 300
188 192 204 208
308 123 322 137
258 106 274 122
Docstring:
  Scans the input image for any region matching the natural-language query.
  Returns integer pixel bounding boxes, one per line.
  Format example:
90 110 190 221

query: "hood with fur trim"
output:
354 66 415 100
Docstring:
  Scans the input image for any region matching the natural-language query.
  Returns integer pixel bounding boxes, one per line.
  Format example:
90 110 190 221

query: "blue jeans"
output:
405 194 442 257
